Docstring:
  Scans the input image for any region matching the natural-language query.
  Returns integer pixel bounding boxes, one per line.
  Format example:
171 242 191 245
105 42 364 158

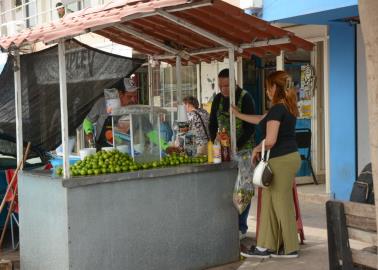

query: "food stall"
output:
0 1 313 269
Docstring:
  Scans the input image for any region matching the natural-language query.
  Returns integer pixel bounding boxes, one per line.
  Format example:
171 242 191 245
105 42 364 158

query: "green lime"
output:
56 167 63 176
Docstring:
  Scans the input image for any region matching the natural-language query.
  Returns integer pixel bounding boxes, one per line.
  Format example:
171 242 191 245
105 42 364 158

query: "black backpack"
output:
350 163 374 204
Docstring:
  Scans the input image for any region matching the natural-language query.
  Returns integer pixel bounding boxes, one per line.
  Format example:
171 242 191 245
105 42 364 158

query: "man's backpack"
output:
350 163 374 204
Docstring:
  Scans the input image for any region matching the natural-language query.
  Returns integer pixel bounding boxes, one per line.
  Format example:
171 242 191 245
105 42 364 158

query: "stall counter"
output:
19 162 239 270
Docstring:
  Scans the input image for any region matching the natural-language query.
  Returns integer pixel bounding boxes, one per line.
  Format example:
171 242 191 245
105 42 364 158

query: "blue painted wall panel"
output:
268 6 359 25
262 0 357 22
296 119 311 176
0 171 9 229
329 24 356 200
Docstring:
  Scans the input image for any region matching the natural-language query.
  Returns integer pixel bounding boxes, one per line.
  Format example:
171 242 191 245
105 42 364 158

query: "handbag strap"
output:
261 139 270 161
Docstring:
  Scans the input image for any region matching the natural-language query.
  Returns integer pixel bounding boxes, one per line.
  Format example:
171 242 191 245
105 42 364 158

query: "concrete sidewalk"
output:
209 188 329 270
0 184 330 270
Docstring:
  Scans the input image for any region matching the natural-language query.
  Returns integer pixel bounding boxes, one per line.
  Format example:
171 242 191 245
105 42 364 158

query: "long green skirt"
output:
257 151 301 254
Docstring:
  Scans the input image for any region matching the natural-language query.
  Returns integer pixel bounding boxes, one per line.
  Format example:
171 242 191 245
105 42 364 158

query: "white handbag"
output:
252 139 273 188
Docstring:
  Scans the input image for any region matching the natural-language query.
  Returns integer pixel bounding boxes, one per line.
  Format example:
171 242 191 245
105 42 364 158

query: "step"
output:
297 190 333 205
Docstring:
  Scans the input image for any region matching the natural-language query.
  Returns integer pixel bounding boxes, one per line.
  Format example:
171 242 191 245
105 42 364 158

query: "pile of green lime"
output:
160 153 207 166
55 150 207 177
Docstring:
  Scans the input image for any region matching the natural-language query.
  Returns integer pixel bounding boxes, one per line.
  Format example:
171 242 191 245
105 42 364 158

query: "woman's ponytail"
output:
284 87 299 117
267 71 299 117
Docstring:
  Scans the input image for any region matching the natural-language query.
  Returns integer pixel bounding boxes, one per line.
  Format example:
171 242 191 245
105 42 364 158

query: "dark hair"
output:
183 96 199 109
56 2 64 7
218 69 229 78
266 71 299 117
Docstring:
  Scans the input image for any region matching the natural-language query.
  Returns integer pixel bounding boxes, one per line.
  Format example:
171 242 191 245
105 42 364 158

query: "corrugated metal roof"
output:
0 0 313 63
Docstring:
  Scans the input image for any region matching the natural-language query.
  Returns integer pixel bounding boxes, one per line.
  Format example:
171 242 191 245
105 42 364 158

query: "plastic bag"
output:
233 150 255 214
55 136 76 156
104 88 121 114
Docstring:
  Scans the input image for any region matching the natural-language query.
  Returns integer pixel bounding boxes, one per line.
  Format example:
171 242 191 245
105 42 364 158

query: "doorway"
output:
256 42 326 187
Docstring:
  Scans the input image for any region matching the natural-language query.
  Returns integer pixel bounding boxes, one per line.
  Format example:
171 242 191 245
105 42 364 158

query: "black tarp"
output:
0 39 144 159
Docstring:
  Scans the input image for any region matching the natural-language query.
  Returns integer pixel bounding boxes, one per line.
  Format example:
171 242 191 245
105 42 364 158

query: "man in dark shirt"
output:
209 69 255 150
209 68 256 239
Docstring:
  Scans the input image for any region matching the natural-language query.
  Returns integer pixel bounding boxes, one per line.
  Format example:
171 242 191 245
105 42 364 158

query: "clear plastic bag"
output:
104 88 121 114
233 150 255 214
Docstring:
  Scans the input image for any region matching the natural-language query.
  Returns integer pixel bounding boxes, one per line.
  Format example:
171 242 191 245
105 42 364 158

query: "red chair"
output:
4 169 19 249
256 182 305 245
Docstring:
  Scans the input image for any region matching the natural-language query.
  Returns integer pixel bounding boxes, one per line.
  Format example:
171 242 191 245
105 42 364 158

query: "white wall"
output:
199 59 240 105
357 25 371 172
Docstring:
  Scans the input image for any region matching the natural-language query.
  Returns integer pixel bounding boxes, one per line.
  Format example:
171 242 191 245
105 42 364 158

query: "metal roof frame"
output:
3 0 314 178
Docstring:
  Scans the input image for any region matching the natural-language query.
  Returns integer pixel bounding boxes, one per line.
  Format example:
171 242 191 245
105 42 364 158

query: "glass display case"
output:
111 105 168 163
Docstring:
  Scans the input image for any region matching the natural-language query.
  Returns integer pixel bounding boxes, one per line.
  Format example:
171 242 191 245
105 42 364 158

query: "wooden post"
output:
0 142 31 216
325 201 354 270
0 260 12 270
358 0 378 246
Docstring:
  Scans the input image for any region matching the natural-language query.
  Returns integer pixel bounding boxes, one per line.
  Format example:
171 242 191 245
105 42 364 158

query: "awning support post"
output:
58 40 70 179
176 56 182 104
148 56 153 106
14 50 23 166
236 56 243 88
276 50 285 71
228 48 237 157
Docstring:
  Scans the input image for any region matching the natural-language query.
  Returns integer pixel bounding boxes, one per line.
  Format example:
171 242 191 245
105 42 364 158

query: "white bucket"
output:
79 148 96 160
116 145 129 154
102 146 115 152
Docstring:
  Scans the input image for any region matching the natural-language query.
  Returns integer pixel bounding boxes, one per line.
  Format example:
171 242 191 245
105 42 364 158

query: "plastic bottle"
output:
88 134 95 149
207 141 214 163
220 128 231 162
213 130 222 164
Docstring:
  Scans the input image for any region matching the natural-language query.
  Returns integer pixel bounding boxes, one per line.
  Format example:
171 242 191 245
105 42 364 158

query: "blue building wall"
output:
262 0 357 23
328 24 356 199
261 1 359 199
